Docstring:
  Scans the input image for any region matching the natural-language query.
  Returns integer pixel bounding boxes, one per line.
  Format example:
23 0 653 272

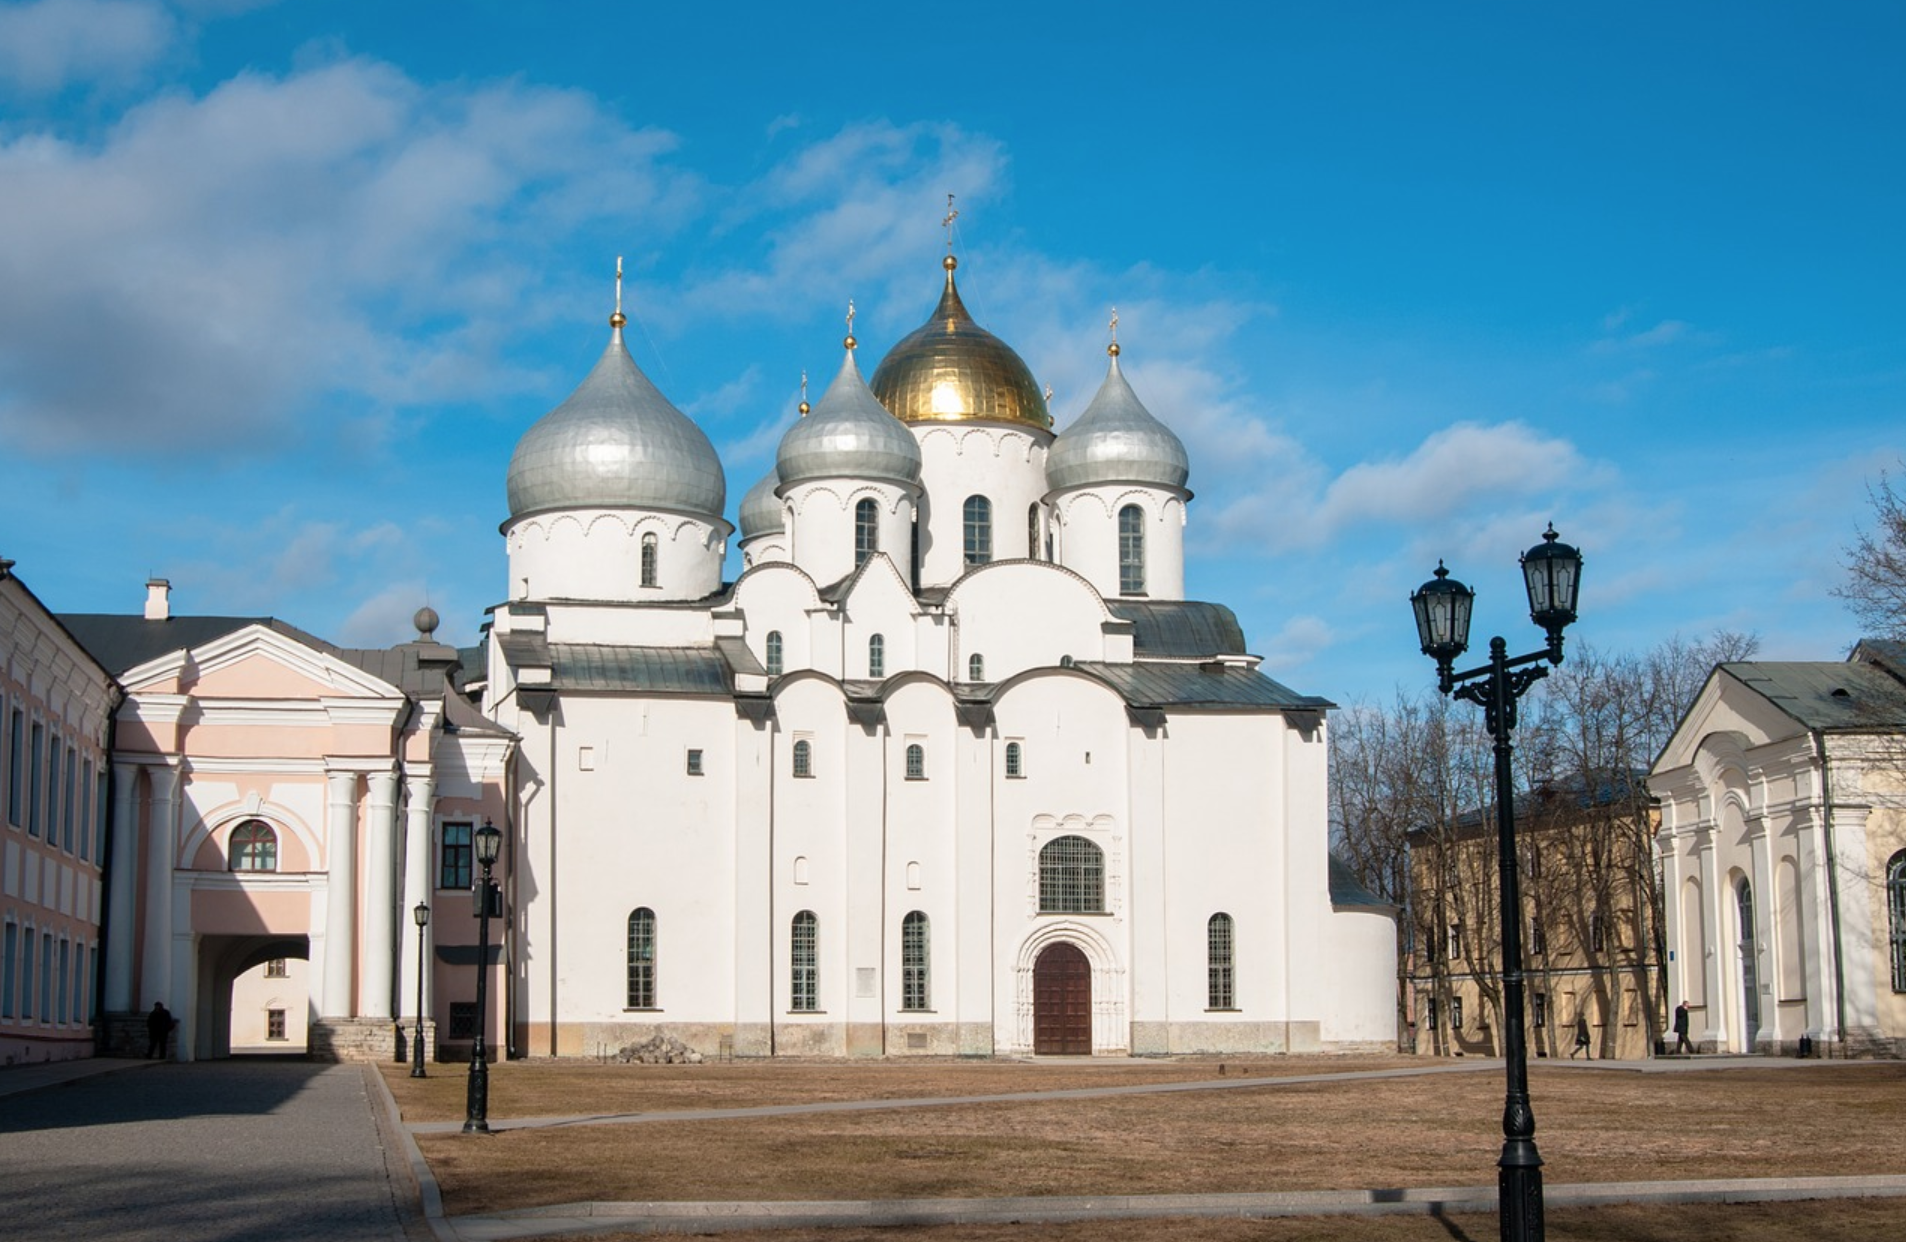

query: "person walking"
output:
145 1001 175 1060
1673 1000 1694 1054
1571 1014 1592 1059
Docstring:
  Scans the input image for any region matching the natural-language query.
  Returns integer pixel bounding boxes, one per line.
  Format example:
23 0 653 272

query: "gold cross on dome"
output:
1109 307 1119 343
615 256 624 315
942 192 959 251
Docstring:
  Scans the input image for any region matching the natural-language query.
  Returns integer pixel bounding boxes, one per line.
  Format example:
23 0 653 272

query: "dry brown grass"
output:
388 1059 1906 1220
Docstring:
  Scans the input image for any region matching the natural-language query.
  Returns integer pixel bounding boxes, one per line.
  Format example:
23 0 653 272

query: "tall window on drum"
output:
855 498 879 567
963 495 992 565
1118 504 1146 595
627 908 657 1008
901 911 930 1010
1027 504 1041 560
640 532 659 587
765 630 784 676
868 633 885 679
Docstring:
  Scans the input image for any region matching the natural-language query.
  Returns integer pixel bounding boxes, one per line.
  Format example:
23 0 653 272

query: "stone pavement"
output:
0 1057 419 1242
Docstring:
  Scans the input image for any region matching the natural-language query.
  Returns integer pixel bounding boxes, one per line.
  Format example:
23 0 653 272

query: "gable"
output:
120 623 405 701
1653 666 1809 775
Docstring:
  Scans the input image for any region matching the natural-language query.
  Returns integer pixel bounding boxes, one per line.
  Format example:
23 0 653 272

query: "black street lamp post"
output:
1411 524 1582 1242
463 818 503 1134
411 901 430 1078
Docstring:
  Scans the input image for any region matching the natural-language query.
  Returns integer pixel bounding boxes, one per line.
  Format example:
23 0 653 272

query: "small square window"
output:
448 1002 479 1040
265 958 288 978
266 1008 287 1041
686 749 704 776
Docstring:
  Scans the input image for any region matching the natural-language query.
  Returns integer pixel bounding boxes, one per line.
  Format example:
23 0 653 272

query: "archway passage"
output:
1033 942 1091 1055
200 934 311 1060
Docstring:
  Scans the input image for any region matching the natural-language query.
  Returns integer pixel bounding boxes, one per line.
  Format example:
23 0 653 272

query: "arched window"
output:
902 911 930 1010
1039 835 1104 913
905 743 925 780
626 908 657 1008
1888 850 1906 992
1027 504 1041 560
963 495 992 565
869 633 885 679
968 653 985 682
855 498 879 566
791 910 818 1011
765 630 783 676
640 532 659 587
792 739 813 778
1005 741 1024 778
1118 504 1145 595
229 820 277 872
1208 913 1236 1009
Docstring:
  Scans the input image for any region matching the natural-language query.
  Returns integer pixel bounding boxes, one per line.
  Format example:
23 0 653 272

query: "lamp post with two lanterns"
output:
1410 523 1583 1242
463 818 503 1135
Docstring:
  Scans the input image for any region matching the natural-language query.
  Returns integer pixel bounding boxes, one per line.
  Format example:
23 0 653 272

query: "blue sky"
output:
2 1 1902 705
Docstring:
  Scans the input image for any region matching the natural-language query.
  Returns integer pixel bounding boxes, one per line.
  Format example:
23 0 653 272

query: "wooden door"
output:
1033 942 1092 1055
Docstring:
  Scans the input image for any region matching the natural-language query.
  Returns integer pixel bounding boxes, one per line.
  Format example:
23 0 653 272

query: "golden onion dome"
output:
869 255 1052 431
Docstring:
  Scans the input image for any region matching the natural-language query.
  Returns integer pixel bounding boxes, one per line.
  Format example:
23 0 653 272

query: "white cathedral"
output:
482 252 1396 1058
0 246 1395 1067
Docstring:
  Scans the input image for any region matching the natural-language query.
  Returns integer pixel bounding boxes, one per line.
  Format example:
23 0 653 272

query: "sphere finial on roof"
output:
610 256 627 331
413 605 440 639
844 299 857 352
798 369 810 416
1108 306 1120 357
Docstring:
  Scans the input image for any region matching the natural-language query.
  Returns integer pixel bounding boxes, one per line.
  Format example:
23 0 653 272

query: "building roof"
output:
1074 660 1332 711
57 613 336 676
775 346 922 488
542 643 734 695
1106 600 1248 659
1718 659 1906 731
1329 853 1394 910
1046 348 1190 493
868 255 1052 431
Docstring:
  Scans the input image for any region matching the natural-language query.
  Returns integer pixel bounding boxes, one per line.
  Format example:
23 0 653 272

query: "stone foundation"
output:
311 1017 416 1063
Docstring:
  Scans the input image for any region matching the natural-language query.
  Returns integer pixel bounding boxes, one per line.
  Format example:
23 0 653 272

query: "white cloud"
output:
0 55 695 456
0 0 176 94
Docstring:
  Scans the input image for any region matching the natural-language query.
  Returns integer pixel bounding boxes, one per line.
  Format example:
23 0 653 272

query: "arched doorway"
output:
1033 942 1091 1054
197 935 311 1060
1735 878 1760 1050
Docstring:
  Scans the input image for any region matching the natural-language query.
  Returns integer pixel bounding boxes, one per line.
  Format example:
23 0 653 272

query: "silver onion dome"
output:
776 347 923 488
506 330 726 522
738 466 784 538
1046 347 1190 492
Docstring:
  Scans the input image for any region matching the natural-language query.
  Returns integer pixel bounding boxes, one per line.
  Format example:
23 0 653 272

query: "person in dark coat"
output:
145 1002 175 1059
1673 1000 1694 1054
1571 1014 1592 1059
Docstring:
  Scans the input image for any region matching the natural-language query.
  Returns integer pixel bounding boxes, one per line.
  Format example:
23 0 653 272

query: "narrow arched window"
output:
902 911 930 1011
229 820 277 872
791 910 819 1011
792 739 813 778
905 743 925 780
1208 913 1236 1009
640 532 659 587
1005 741 1024 778
1118 504 1145 595
1887 849 1906 992
626 908 657 1008
968 653 985 682
1039 835 1103 913
1027 503 1041 560
855 498 879 566
868 633 885 679
963 495 992 565
765 630 783 676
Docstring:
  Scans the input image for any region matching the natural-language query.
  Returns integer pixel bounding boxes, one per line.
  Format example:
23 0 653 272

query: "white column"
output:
401 773 436 1033
1698 828 1727 1047
321 768 359 1017
104 762 140 1012
361 769 399 1020
140 764 180 1008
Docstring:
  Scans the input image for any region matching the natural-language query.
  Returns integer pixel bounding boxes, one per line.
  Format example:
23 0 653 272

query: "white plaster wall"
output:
783 482 915 590
770 679 852 1044
540 601 717 648
946 564 1111 683
1319 910 1399 1044
912 425 1051 589
506 509 727 604
881 682 963 1021
1051 488 1187 602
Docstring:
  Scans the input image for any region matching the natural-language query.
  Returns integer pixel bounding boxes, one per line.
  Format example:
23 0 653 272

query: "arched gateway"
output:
1032 942 1091 1054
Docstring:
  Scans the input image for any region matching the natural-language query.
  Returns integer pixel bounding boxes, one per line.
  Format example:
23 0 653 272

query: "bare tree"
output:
1836 471 1906 640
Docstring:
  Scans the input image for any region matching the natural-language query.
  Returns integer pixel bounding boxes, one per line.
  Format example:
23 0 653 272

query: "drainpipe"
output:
1810 730 1849 1053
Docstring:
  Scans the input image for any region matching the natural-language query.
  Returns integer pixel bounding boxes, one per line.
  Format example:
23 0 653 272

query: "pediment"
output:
1653 667 1807 774
120 624 405 701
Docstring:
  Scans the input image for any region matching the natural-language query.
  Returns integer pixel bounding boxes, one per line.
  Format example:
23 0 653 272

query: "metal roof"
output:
1105 600 1248 658
776 348 922 488
1720 660 1906 730
1046 351 1190 492
544 644 733 695
1329 854 1394 910
1074 660 1333 711
332 642 463 697
57 613 337 676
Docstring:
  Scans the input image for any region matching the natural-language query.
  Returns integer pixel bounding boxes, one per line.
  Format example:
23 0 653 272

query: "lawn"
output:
383 1057 1906 1222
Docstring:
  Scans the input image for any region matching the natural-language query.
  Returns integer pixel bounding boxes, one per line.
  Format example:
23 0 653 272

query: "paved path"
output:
0 1058 417 1242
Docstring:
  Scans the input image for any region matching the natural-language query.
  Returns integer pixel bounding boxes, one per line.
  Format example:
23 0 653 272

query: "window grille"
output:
1027 503 1041 560
440 823 474 890
791 911 818 1011
1038 835 1104 913
765 630 783 676
901 911 929 1011
1005 741 1024 778
963 495 992 565
640 532 658 587
448 1002 479 1040
685 749 704 776
230 820 278 872
1888 850 1906 992
1118 504 1145 595
855 498 879 566
1207 912 1236 1008
968 653 984 681
905 744 925 780
792 739 812 778
869 633 885 679
627 908 657 1008
265 958 288 978
267 1009 287 1041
